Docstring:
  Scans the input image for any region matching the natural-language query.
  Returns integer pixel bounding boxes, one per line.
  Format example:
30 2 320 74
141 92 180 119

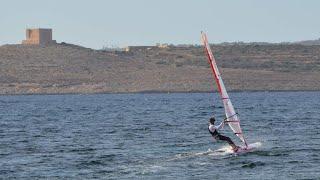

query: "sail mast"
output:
201 32 248 147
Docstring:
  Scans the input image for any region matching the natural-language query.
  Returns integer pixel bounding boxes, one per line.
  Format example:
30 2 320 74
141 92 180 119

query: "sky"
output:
0 0 320 49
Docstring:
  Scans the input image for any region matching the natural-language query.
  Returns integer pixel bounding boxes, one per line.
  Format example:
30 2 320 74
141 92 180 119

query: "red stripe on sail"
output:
202 34 223 96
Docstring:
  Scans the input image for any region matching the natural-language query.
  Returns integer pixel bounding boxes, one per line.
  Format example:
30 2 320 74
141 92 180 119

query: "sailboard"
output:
201 32 248 149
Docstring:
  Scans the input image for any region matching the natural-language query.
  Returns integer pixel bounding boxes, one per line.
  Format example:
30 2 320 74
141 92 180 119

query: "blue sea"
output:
0 92 319 179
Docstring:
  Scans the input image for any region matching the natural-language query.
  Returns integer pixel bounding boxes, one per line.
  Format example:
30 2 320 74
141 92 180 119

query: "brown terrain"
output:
0 43 319 94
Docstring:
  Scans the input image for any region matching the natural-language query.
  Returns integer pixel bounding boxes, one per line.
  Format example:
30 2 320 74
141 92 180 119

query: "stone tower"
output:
22 28 56 45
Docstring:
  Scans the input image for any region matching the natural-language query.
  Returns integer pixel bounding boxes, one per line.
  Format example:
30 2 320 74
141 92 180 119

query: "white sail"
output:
201 32 247 147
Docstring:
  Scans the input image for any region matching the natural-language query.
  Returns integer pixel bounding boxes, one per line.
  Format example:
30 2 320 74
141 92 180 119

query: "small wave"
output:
288 160 302 164
135 164 166 175
100 154 117 161
241 161 265 168
87 159 104 165
253 150 289 157
168 145 234 161
76 154 119 168
69 147 96 153
64 108 73 112
106 130 117 134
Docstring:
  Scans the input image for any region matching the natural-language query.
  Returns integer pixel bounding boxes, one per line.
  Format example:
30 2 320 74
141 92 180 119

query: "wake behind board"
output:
168 142 261 162
233 142 261 154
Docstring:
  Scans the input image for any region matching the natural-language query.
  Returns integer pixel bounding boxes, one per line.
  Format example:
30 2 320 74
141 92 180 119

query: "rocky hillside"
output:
0 43 319 94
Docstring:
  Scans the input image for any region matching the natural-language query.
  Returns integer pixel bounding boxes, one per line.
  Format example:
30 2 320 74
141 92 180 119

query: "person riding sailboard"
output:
208 116 239 152
201 31 249 153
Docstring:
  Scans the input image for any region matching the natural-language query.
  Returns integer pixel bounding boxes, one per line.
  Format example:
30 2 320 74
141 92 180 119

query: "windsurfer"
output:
208 116 239 152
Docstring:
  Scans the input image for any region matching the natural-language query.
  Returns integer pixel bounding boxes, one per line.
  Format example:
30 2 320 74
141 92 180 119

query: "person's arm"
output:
214 121 225 130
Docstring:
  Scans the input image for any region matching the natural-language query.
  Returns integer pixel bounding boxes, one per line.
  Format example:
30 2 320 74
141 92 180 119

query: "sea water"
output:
0 92 319 179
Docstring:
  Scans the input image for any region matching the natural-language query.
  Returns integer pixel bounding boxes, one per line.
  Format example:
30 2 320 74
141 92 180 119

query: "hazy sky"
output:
1 0 319 49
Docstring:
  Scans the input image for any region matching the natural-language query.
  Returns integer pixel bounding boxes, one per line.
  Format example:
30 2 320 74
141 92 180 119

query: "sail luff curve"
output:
201 32 247 147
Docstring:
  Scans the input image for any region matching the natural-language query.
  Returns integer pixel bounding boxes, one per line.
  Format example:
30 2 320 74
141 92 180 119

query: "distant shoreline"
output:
1 43 320 94
0 90 319 96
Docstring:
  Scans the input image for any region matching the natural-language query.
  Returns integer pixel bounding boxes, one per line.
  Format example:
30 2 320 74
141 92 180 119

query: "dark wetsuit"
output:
208 123 236 147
